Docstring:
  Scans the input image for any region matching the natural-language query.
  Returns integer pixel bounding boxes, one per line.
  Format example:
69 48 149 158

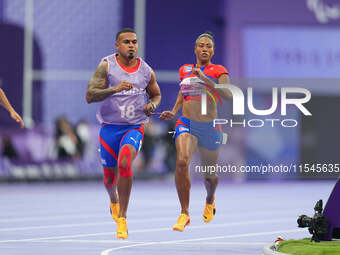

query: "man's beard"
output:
127 53 134 60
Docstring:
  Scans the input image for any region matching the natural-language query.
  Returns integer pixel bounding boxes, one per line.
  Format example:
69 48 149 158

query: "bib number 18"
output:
119 105 135 119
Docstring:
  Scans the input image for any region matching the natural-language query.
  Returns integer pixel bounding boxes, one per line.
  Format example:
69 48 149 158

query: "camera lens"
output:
297 215 312 228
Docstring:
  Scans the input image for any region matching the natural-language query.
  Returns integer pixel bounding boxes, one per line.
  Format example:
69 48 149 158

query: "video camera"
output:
297 199 329 242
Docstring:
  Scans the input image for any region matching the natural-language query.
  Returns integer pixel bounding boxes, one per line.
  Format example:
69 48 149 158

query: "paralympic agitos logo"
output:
201 84 312 128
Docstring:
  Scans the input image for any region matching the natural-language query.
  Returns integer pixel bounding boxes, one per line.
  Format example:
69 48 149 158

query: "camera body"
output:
297 200 329 242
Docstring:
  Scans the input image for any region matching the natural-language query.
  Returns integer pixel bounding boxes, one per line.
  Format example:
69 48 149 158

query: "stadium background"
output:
0 0 340 181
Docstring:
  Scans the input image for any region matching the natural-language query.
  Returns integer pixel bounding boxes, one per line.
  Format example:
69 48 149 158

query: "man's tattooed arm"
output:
86 61 114 103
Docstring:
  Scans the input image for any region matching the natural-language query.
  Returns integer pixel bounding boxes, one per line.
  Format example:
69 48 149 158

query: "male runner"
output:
86 28 161 239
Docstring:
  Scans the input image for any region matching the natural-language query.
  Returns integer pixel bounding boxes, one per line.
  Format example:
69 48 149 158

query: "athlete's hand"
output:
192 67 205 79
143 102 154 117
159 110 175 120
115 81 133 93
9 109 24 128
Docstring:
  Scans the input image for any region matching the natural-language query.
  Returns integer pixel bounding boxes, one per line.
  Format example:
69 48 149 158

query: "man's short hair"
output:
116 28 136 41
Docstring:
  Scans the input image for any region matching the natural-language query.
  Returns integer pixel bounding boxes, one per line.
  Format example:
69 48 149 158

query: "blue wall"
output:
145 0 225 70
120 0 226 112
0 0 3 22
144 0 226 112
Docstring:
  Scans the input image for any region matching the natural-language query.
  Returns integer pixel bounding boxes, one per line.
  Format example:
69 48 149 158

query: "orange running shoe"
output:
116 217 128 239
203 201 216 223
172 213 191 232
110 202 120 223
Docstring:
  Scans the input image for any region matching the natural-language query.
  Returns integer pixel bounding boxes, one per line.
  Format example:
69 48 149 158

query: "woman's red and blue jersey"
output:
174 63 228 151
179 64 228 102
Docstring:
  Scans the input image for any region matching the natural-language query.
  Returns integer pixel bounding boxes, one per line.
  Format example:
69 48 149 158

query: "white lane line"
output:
0 217 298 243
0 214 105 223
0 207 300 224
0 208 176 223
35 239 267 246
130 218 296 234
0 217 175 232
0 232 113 244
37 239 144 244
0 207 176 222
0 216 294 232
100 229 304 254
0 221 113 232
177 241 268 246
